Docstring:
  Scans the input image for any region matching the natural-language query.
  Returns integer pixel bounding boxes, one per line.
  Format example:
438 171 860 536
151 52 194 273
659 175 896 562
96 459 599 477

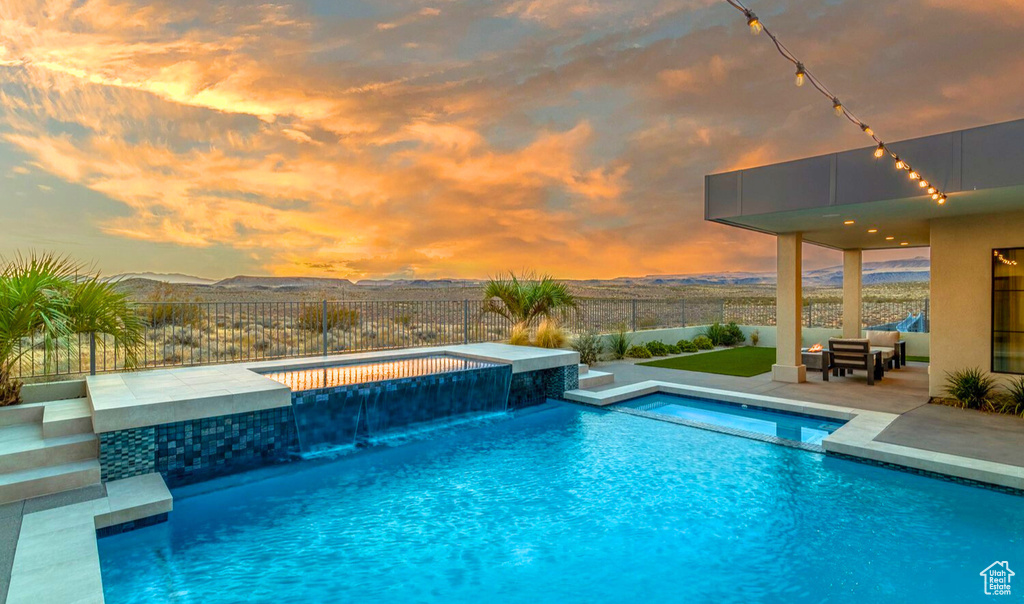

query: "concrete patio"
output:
589 360 1024 468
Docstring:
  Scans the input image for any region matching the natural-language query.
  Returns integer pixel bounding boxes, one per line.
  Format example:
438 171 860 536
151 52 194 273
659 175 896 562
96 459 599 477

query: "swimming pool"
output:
618 392 844 445
99 402 1024 603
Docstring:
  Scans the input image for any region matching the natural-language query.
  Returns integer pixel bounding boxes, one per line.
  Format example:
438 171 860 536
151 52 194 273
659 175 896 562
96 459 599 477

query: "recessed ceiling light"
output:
867 229 878 233
843 220 855 225
900 242 909 246
885 236 895 241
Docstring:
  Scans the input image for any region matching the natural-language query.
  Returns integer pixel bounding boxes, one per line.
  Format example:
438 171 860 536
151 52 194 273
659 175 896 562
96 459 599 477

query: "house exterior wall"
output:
930 209 1024 397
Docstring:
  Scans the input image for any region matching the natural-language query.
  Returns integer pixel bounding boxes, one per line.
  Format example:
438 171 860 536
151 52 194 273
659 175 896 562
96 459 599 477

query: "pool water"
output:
620 392 844 445
99 403 1024 603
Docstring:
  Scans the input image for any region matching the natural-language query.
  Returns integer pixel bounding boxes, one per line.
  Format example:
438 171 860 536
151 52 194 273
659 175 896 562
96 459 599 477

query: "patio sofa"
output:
865 330 907 369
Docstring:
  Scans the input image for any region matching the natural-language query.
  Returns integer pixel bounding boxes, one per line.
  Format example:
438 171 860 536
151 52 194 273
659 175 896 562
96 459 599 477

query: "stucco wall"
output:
930 210 1024 397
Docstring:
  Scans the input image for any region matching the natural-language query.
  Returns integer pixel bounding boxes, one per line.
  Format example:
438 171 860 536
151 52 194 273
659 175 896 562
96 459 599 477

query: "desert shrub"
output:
626 345 652 359
645 340 670 356
252 340 272 354
571 332 604 366
297 305 359 332
676 339 698 353
509 322 531 346
944 367 997 410
535 319 567 349
141 284 204 328
703 322 745 347
609 324 631 360
692 335 713 350
750 329 760 347
395 313 414 327
167 328 198 347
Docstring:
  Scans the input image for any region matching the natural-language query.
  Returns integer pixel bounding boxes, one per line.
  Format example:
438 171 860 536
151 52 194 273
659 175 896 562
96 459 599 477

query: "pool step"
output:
42 398 95 438
0 423 98 473
0 459 101 505
578 364 589 375
95 473 173 531
578 370 614 389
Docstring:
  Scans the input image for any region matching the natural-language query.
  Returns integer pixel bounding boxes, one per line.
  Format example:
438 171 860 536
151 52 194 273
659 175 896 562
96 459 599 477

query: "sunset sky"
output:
1 0 1021 279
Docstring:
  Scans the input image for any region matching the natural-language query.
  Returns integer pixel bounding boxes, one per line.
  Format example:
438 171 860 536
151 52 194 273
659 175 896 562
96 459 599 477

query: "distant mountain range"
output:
108 257 929 289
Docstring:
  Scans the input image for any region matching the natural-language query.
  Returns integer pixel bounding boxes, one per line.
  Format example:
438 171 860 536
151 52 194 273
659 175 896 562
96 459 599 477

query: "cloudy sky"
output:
0 0 1021 279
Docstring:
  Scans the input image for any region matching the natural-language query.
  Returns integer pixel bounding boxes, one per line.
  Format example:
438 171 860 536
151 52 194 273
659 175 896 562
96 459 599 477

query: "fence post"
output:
631 299 638 332
719 299 725 323
680 299 686 327
89 332 96 376
924 298 930 332
463 300 470 344
321 300 328 356
807 302 814 328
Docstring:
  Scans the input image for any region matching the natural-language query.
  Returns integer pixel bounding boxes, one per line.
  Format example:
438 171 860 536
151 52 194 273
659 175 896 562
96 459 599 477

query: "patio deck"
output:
590 360 1024 469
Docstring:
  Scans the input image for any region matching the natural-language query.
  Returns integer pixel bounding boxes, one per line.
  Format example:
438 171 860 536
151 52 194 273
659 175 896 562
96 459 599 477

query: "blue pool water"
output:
99 403 1024 603
620 392 844 445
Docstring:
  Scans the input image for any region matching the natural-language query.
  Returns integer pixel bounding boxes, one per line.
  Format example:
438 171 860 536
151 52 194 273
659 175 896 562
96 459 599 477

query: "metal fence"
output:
9 297 929 380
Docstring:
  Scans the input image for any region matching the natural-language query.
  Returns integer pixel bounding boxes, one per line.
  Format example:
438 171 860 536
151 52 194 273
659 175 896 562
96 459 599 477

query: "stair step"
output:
578 370 614 389
0 459 100 505
0 424 98 473
42 398 94 438
0 402 45 427
578 363 589 375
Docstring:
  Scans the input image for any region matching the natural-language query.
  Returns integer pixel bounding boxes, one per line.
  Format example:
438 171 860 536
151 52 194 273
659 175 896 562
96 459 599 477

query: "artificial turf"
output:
905 356 930 363
638 346 777 377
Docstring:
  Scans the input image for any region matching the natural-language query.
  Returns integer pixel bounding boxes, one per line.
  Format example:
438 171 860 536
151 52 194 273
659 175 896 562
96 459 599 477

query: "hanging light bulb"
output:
932 192 941 200
938 195 947 205
745 10 762 35
894 157 905 170
794 63 806 87
919 180 929 188
873 143 885 158
861 124 874 137
927 186 937 195
832 98 843 117
909 171 919 180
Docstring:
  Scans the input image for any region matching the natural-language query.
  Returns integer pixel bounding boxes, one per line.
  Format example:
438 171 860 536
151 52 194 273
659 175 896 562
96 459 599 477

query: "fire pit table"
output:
801 347 826 373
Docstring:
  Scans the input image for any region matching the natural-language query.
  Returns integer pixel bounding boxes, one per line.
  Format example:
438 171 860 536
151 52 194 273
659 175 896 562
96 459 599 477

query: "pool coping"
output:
564 381 1024 492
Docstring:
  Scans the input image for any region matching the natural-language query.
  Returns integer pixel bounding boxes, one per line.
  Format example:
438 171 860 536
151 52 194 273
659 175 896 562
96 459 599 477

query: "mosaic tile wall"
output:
99 427 156 482
291 363 512 452
99 407 298 487
156 407 298 487
508 365 578 409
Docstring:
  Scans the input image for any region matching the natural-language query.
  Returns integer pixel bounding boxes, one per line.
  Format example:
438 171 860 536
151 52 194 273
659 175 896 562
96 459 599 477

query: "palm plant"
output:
0 253 145 406
482 271 579 338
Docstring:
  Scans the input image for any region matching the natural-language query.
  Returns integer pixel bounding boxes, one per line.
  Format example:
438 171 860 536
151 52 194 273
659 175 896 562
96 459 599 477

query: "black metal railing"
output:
9 297 929 379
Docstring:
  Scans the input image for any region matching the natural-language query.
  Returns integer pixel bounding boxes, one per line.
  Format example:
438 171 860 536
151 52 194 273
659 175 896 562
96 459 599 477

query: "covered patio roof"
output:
704 118 1024 250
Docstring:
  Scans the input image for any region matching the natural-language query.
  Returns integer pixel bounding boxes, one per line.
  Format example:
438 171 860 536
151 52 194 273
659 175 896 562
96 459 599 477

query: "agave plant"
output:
0 253 146 406
943 367 996 410
482 271 579 341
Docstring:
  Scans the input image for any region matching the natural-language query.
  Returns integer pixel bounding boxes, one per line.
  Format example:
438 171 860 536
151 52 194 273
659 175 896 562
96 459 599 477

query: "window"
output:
993 248 1024 374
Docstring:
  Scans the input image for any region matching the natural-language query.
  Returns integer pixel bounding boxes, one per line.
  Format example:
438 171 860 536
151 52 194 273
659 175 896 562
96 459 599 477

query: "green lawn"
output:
638 346 776 377
905 356 929 363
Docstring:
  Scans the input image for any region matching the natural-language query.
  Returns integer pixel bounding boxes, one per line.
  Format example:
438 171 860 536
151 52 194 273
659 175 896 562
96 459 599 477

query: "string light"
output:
725 0 949 207
995 251 1018 266
745 10 762 35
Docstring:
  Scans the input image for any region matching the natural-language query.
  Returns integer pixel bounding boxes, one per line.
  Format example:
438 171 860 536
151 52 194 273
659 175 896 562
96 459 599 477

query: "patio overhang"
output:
704 118 1024 249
